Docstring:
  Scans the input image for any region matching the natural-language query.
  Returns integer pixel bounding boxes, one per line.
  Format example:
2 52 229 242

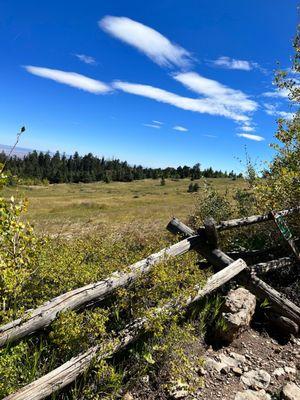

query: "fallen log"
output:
0 234 201 348
167 218 300 328
252 257 294 274
4 258 247 400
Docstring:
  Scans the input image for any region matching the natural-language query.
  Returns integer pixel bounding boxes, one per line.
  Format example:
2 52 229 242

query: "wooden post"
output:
204 217 219 248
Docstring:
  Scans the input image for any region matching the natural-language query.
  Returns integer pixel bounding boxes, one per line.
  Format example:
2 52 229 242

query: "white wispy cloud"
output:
203 134 217 138
262 88 289 99
264 103 294 120
99 16 192 68
24 66 111 94
173 125 188 132
75 54 97 65
143 123 161 129
152 120 163 124
212 56 252 71
211 56 265 72
237 133 265 141
173 72 257 121
113 80 251 122
240 126 255 132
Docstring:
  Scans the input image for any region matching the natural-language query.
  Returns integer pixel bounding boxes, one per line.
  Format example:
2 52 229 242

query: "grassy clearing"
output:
3 178 246 235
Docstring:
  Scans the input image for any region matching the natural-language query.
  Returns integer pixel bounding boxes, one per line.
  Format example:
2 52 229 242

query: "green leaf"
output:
143 352 155 364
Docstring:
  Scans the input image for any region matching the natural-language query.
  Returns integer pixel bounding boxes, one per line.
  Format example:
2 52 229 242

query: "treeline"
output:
1 150 241 184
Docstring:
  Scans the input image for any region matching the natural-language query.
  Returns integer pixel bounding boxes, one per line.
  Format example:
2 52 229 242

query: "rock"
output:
233 367 243 376
273 367 286 377
168 381 189 399
123 393 134 400
231 352 247 364
241 369 271 390
284 366 297 375
205 357 229 373
235 389 271 400
282 382 300 400
219 288 256 342
218 353 240 369
205 352 245 374
141 375 149 384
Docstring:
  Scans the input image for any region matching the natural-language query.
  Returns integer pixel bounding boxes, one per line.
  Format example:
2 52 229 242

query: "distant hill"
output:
0 144 33 158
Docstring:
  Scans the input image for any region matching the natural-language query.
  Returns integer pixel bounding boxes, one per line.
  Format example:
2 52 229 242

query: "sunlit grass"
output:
3 178 246 235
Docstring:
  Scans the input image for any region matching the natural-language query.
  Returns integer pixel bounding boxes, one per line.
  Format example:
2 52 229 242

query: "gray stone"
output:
205 357 229 373
284 366 297 375
123 393 134 400
235 389 271 400
273 367 285 377
219 288 256 342
241 369 271 390
218 353 240 369
233 367 243 376
231 352 247 364
282 382 300 400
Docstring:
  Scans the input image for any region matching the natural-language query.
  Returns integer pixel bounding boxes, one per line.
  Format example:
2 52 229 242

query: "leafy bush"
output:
254 30 300 212
189 182 233 228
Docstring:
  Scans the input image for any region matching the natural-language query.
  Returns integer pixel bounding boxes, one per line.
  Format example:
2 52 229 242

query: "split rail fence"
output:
2 205 300 400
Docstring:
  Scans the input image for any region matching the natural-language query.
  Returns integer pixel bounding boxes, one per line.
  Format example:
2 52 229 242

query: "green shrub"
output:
189 182 232 228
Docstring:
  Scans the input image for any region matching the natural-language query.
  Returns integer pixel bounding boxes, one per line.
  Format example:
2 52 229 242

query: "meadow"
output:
3 177 246 235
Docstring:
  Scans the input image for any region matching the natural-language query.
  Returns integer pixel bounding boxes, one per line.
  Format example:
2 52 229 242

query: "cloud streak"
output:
212 56 252 71
237 133 265 141
24 66 111 94
113 80 252 122
211 56 265 73
143 123 161 129
264 103 294 120
262 88 289 99
240 125 255 132
173 125 188 131
75 54 97 65
99 16 192 68
173 72 257 121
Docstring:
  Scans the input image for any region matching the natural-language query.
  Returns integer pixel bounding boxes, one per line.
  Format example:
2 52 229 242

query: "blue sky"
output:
0 0 298 171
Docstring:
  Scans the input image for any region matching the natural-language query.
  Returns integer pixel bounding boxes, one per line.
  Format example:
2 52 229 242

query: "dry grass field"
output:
3 178 246 235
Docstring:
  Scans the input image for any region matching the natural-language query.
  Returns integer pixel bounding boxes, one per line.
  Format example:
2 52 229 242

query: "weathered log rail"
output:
0 235 200 348
4 259 247 400
210 205 300 232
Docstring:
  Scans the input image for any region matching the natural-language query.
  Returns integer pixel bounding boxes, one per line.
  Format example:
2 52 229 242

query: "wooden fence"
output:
3 205 300 400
